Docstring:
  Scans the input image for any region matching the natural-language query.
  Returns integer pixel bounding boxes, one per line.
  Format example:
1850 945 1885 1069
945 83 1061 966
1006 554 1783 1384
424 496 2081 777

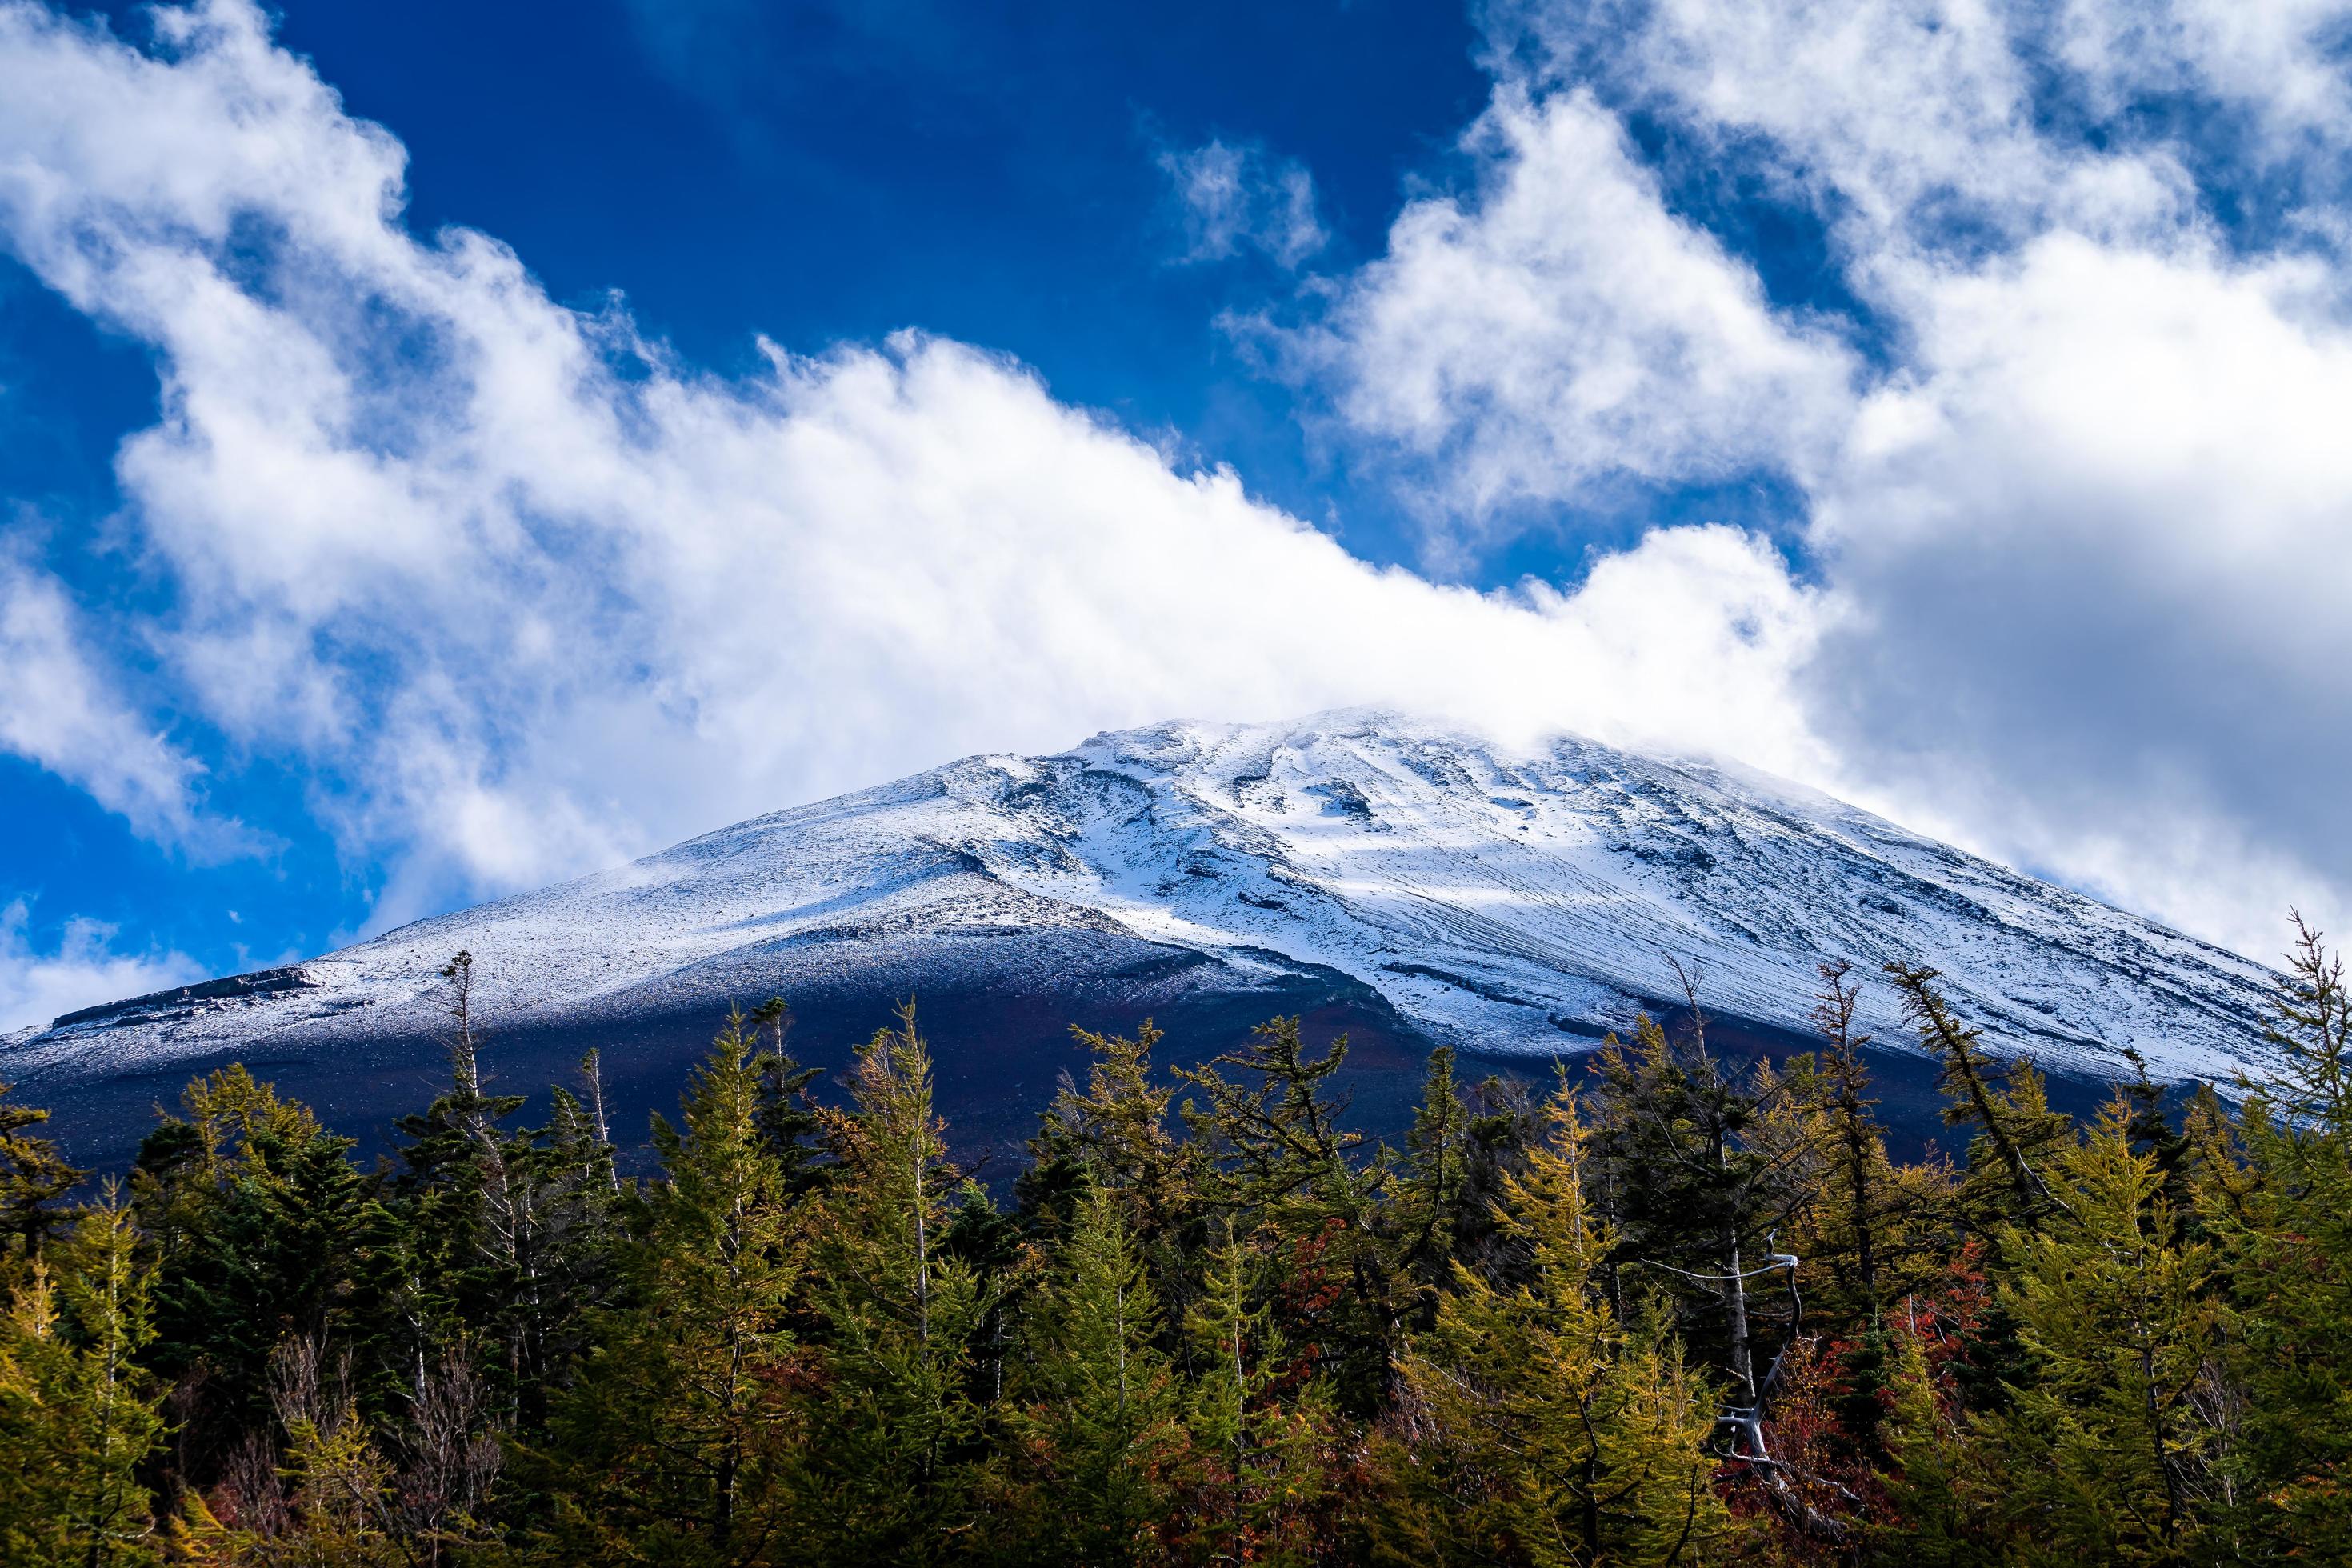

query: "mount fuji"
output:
6 712 2284 1165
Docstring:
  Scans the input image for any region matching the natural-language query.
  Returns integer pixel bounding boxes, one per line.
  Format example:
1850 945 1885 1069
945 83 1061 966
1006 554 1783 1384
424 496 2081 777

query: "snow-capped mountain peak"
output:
9 711 2282 1122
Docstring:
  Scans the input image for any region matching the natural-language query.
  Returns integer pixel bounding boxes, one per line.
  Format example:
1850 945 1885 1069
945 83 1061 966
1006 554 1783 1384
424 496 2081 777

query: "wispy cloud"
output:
1158 137 1327 269
1246 0 2352 956
2 0 2343 967
0 0 1826 935
1247 86 1855 540
0 546 258 860
0 898 197 1033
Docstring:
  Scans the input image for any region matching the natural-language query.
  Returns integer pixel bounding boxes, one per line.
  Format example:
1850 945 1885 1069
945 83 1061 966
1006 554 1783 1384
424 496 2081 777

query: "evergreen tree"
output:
1975 1103 2225 1562
1177 1017 1398 1413
1582 1001 1817 1441
1810 962 1898 1327
1871 1285 1986 1568
748 998 828 1194
0 1075 83 1258
1392 1045 1472 1328
0 1186 166 1567
526 1011 808 1566
802 1001 997 1563
130 1066 391 1478
1034 1020 1205 1349
1181 1214 1335 1568
387 950 544 1417
1883 963 2073 1233
1392 1086 1742 1566
1003 1186 1186 1566
2201 916 2352 1562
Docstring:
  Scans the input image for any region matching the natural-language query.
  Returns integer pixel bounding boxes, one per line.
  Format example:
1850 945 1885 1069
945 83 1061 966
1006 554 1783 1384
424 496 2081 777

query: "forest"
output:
3 924 2351 1566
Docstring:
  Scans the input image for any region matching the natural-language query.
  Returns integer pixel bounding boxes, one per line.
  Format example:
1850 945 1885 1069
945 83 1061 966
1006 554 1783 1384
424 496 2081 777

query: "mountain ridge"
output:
8 711 2282 1131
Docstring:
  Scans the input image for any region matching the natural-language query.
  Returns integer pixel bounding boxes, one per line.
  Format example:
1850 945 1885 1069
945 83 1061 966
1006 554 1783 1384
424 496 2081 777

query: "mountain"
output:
5 711 2283 1164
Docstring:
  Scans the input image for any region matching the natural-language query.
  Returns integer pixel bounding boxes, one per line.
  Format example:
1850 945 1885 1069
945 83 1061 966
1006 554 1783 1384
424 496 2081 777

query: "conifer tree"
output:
1583 999 1815 1441
1974 1103 2224 1562
1034 1020 1205 1343
1005 1186 1186 1565
802 1001 997 1563
1871 1287 1983 1567
130 1066 391 1477
1810 962 1896 1326
1177 1016 1398 1413
0 1075 83 1258
2201 916 2352 1562
748 998 828 1193
1393 1045 1471 1326
389 950 544 1414
0 1186 166 1567
1182 1213 1334 1567
1394 1086 1741 1566
526 1010 808 1566
1883 963 2072 1232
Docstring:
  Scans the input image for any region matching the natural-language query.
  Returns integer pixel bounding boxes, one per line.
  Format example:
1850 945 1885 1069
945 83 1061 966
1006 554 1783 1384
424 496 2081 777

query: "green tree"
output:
130 1066 392 1476
0 1075 83 1258
1034 1020 1206 1342
1883 963 2072 1234
1393 1086 1741 1566
1004 1186 1187 1565
0 1186 166 1567
387 950 544 1416
1392 1045 1473 1329
802 1002 997 1564
2200 916 2352 1562
1177 1017 1398 1414
526 1012 809 1566
748 998 827 1194
1582 996 1818 1444
1975 1104 2225 1563
1181 1214 1335 1568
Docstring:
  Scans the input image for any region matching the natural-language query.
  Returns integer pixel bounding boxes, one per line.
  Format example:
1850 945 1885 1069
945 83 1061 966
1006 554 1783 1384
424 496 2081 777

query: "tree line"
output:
3 922 2352 1565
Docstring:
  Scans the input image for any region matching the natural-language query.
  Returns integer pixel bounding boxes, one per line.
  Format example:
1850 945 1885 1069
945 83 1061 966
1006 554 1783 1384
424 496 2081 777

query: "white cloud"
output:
1262 87 1854 541
1810 233 2352 952
1159 138 1327 268
0 0 1826 934
1263 0 2352 958
0 898 198 1034
0 547 254 858
6 0 2341 974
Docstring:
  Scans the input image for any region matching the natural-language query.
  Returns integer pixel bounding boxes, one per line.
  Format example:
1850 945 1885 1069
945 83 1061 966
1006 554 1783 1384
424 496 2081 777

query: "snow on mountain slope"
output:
6 711 2284 1092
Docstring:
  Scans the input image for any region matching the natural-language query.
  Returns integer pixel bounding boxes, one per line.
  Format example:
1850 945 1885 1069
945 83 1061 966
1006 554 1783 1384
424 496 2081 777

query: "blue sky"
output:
4 0 2352 1028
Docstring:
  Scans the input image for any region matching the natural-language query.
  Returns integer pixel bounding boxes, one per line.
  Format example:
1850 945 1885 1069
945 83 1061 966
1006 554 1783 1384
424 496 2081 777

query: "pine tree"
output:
1810 962 1894 1326
2199 916 2352 1562
1005 1186 1187 1566
802 1001 997 1563
0 1075 83 1258
749 998 828 1194
1582 998 1817 1449
1039 1021 1201 1227
1177 1016 1398 1413
1393 1086 1741 1566
0 1185 166 1567
526 1011 809 1566
1974 1103 2225 1562
130 1066 391 1480
1393 1046 1472 1328
387 950 545 1417
1180 1213 1334 1568
1883 963 2072 1232
1871 1287 1984 1568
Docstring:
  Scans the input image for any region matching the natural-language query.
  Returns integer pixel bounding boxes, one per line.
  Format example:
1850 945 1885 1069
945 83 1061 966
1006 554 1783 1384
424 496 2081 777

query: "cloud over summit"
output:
0 0 1822 942
0 0 2345 990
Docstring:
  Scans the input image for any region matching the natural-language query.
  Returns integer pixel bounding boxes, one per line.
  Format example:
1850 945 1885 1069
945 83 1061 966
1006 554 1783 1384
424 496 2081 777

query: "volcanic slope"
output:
7 711 2282 1154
